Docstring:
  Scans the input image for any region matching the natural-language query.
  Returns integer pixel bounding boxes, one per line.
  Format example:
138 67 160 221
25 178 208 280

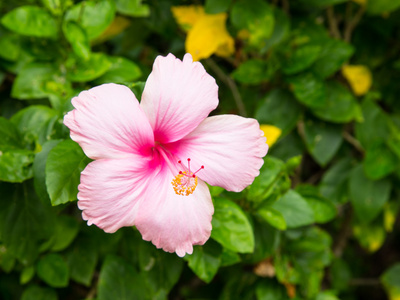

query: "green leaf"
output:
136 239 184 296
115 0 150 17
296 185 337 223
232 58 278 85
262 6 290 53
63 21 91 60
247 156 285 203
319 158 353 204
67 53 111 82
64 0 116 40
257 207 287 230
130 81 146 100
1 6 58 38
288 226 332 271
256 279 289 300
246 219 280 263
41 0 68 16
349 164 392 223
315 291 340 300
0 117 24 151
330 258 351 291
98 255 151 300
271 190 314 228
211 198 255 253
66 236 98 286
0 245 16 273
363 142 399 180
311 39 354 78
283 44 322 75
294 0 346 8
274 254 300 285
311 81 362 123
37 253 69 288
95 56 142 84
0 150 34 183
2 184 54 264
288 72 326 108
21 285 58 300
388 134 400 160
285 155 302 174
49 215 80 252
0 33 20 61
220 248 241 267
355 98 390 148
231 0 275 47
205 0 232 14
381 263 400 300
20 265 35 285
11 63 60 100
367 0 400 15
303 118 343 166
33 140 62 203
269 132 305 161
10 105 58 146
185 240 222 283
256 89 302 136
46 140 90 206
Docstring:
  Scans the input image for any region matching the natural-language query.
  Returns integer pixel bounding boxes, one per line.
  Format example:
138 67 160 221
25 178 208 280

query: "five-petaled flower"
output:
63 53 268 257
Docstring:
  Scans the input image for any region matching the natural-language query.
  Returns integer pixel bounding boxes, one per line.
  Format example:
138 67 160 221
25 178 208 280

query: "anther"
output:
171 158 205 196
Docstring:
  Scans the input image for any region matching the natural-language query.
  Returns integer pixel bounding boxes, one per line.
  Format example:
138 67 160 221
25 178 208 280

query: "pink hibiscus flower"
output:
63 53 268 257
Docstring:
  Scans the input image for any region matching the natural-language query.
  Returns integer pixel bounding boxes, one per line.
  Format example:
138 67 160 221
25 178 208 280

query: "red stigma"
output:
172 158 205 196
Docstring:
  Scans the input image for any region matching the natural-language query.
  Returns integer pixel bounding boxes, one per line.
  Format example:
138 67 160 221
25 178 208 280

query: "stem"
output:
343 131 364 153
205 58 247 117
349 278 381 286
77 2 86 23
85 272 99 299
296 120 306 140
344 4 365 43
326 6 341 39
333 205 353 258
282 0 290 14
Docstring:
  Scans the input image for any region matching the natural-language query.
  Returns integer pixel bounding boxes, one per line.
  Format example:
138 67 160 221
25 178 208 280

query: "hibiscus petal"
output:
64 83 154 160
135 166 213 257
171 115 268 192
140 53 218 144
77 156 151 233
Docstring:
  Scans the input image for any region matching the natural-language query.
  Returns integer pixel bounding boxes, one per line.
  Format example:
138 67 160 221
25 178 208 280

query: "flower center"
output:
171 158 204 196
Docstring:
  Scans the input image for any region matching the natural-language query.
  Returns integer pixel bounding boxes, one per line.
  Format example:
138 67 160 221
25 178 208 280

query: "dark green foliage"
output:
0 1 399 300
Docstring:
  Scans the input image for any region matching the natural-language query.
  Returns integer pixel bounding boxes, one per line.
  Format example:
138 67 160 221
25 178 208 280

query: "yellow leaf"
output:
260 125 282 147
237 29 250 40
352 0 366 5
171 5 205 32
353 223 385 252
342 65 372 96
390 292 400 300
384 202 399 232
186 13 234 61
92 16 131 45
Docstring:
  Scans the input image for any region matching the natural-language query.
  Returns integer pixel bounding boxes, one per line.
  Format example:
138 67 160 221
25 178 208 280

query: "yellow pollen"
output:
171 171 198 196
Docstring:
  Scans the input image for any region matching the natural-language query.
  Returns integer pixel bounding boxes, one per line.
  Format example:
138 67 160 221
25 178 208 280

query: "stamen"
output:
171 158 204 196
